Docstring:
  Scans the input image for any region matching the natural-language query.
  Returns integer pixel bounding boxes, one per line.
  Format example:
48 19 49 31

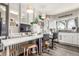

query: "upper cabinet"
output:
21 4 34 24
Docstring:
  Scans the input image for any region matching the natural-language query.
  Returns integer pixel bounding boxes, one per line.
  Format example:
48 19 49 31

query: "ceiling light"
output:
26 4 33 13
10 10 18 15
27 9 33 13
0 6 18 15
0 6 6 11
41 14 46 19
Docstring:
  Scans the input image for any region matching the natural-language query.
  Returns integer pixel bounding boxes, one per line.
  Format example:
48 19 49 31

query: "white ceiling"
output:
10 3 79 15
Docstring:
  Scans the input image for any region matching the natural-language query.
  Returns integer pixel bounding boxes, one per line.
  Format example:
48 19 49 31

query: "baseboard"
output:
58 42 79 48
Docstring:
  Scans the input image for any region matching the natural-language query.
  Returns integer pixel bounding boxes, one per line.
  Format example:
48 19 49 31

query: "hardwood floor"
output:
41 43 79 56
19 43 79 56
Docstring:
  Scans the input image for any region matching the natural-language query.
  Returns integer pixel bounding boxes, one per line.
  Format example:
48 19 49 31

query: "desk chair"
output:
43 34 50 53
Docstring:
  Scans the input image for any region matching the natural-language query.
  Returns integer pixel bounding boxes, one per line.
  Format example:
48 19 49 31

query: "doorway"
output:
0 3 9 37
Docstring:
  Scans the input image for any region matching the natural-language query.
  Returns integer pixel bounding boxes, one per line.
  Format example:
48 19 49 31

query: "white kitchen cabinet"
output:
77 34 79 45
72 33 78 45
59 35 66 43
58 33 65 42
59 33 73 44
58 32 79 46
65 34 72 44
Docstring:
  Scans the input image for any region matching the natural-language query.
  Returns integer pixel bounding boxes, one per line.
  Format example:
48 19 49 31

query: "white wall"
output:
48 8 79 31
49 19 56 29
9 3 20 36
77 18 79 27
54 8 79 26
8 4 79 36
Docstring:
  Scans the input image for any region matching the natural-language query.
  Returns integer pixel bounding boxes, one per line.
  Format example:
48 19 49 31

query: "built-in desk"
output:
1 34 43 56
58 32 79 47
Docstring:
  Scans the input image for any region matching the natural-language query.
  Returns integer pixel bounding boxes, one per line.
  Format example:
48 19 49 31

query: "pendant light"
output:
26 4 33 13
41 5 46 20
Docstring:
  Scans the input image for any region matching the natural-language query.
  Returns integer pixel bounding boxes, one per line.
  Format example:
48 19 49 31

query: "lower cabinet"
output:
72 33 78 45
58 33 79 46
77 34 79 45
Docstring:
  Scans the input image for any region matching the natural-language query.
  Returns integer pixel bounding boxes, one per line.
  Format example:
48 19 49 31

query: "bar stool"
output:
0 51 6 56
9 48 17 56
7 45 17 56
21 43 38 56
0 48 17 56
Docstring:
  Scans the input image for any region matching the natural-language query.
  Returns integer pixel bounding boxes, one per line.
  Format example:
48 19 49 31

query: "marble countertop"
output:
58 30 79 33
0 36 6 39
1 34 43 47
59 32 79 33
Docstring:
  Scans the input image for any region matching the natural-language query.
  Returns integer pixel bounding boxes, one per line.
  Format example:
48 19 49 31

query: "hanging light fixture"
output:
41 5 46 19
41 14 46 19
26 4 33 13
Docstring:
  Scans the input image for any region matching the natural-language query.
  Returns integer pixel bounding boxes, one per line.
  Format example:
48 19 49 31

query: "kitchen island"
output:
1 34 43 56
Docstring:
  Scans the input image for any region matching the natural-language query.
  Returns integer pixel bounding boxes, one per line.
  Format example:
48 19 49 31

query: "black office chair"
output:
52 32 58 49
42 34 50 53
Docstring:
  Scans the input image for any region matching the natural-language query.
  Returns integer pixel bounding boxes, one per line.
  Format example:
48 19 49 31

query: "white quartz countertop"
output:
0 36 6 39
1 34 43 47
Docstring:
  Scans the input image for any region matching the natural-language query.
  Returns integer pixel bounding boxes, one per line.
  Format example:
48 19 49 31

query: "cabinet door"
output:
77 34 79 45
58 34 66 43
60 35 66 42
65 34 72 44
58 33 72 44
72 33 78 45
